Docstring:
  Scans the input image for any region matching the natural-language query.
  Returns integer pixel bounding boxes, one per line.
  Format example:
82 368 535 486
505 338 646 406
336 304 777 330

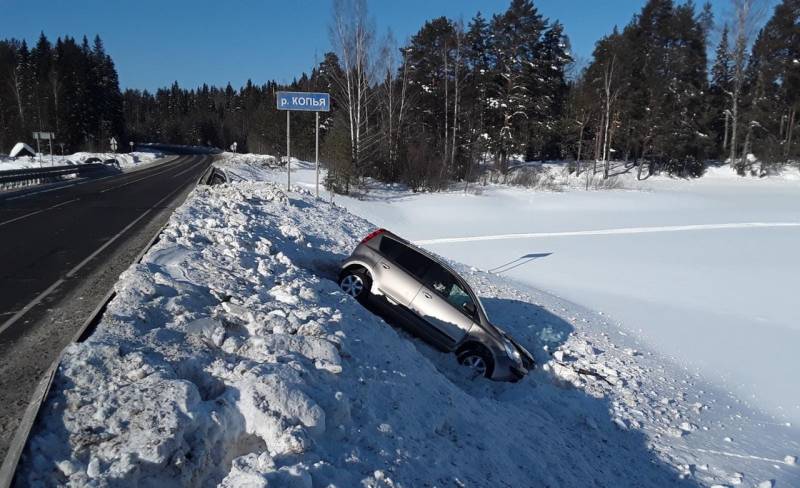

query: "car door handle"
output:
381 263 390 269
423 292 432 299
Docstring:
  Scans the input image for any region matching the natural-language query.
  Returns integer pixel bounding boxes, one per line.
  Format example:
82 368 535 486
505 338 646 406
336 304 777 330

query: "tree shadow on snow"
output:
487 252 553 274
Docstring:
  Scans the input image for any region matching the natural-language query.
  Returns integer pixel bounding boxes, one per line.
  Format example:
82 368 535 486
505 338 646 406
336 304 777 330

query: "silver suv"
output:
338 229 534 381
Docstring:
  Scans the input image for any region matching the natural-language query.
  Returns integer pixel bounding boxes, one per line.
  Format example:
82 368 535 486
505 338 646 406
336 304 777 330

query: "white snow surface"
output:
0 151 163 170
19 157 800 487
271 160 800 425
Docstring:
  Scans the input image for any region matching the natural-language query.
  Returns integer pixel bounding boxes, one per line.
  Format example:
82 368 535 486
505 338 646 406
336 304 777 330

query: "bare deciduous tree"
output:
600 55 620 179
330 0 378 174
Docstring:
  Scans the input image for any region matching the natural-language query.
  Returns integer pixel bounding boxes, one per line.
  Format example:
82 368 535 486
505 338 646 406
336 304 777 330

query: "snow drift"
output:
16 161 798 487
0 151 163 171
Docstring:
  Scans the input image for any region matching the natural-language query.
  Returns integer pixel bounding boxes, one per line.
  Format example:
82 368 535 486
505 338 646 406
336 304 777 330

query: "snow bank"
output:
491 160 800 191
18 158 799 487
0 151 163 171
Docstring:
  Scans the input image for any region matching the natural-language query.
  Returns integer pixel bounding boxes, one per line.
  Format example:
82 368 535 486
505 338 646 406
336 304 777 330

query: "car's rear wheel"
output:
339 269 371 303
457 347 494 379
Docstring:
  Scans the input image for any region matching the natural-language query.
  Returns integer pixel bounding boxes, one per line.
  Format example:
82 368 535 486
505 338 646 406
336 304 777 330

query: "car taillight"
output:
360 228 386 245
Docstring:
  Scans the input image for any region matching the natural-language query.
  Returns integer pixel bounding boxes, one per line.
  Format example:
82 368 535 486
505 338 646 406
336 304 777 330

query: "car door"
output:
374 236 430 307
410 263 478 350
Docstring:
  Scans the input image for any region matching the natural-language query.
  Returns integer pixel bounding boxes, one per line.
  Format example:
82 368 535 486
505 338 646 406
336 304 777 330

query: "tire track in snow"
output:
414 222 800 245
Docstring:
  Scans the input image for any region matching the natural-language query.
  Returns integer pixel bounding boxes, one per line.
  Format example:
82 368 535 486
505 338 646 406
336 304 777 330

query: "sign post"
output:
276 91 330 194
32 132 55 166
286 111 291 189
129 141 134 152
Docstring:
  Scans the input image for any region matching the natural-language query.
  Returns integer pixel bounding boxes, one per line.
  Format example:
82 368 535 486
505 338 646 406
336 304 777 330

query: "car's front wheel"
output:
339 269 371 303
457 347 494 379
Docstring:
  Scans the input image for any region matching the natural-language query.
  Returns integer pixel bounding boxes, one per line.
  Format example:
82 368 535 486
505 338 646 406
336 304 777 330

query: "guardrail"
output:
0 163 110 190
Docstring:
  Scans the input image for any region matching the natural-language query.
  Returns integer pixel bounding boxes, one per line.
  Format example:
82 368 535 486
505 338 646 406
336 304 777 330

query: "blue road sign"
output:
276 91 330 112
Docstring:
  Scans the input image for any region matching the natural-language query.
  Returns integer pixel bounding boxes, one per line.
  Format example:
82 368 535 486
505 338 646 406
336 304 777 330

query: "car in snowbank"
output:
339 229 534 381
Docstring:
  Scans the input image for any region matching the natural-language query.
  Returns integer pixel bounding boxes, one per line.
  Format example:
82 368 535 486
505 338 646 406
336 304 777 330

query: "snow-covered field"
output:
18 156 799 487
0 151 165 171
276 161 800 424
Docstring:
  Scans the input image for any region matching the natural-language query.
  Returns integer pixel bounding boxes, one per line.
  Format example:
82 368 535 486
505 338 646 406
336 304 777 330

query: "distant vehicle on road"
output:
339 229 534 381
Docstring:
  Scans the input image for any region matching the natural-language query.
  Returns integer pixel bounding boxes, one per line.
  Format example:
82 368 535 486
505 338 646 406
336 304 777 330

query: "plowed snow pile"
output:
17 162 798 487
0 151 163 170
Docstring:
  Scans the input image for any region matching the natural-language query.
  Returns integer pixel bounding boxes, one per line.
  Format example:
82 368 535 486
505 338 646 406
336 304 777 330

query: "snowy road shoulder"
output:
16 162 800 486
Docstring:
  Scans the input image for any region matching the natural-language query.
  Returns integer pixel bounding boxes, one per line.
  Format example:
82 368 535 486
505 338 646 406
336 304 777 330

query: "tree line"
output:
1 0 797 191
323 0 798 190
0 34 123 154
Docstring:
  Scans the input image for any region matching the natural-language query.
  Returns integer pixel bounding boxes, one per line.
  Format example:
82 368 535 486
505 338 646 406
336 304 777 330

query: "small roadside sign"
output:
275 91 331 196
276 92 330 112
32 132 54 140
110 137 118 152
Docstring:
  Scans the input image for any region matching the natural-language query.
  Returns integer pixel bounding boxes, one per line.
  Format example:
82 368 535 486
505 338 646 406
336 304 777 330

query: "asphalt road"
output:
0 154 213 463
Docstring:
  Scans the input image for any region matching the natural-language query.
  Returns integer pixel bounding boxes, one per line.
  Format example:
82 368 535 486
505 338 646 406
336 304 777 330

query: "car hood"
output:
479 322 535 369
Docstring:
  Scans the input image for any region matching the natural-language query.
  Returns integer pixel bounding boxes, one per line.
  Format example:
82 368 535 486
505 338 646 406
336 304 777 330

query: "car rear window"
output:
379 236 432 278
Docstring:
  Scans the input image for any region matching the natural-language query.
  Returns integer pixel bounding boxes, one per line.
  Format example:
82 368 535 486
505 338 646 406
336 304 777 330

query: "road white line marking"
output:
0 173 195 337
5 182 82 201
99 159 191 193
0 198 80 228
0 278 65 337
171 162 199 179
414 222 800 245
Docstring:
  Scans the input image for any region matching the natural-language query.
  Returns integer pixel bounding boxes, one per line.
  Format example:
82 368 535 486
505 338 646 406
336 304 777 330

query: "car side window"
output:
379 236 432 279
424 265 477 317
447 283 474 313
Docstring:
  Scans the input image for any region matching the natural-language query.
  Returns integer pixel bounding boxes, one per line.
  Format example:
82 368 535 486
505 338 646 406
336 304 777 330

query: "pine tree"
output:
488 0 546 170
710 25 732 156
743 0 800 166
535 22 572 159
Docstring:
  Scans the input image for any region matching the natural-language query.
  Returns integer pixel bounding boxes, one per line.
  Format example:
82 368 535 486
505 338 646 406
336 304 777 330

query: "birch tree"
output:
329 0 376 173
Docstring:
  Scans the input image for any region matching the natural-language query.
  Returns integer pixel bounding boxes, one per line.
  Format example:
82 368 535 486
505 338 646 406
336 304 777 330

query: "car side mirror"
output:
463 302 477 316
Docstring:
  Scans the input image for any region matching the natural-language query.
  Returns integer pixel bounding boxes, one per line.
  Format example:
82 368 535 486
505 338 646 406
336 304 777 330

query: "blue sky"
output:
0 0 768 91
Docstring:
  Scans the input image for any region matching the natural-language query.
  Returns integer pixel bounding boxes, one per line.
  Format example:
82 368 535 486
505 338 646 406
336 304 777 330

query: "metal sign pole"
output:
286 111 291 191
275 91 329 194
49 136 53 166
35 134 41 167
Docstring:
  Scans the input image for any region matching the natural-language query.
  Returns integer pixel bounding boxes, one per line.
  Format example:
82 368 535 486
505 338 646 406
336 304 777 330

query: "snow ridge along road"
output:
0 154 213 465
414 221 800 244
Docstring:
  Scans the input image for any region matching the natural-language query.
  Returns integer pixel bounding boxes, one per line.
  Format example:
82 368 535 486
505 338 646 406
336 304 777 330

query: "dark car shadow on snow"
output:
374 294 700 487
